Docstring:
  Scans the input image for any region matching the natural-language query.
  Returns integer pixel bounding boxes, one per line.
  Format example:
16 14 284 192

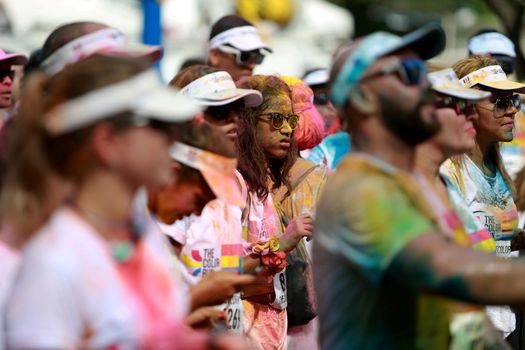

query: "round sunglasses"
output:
258 112 299 130
477 94 521 117
435 96 474 116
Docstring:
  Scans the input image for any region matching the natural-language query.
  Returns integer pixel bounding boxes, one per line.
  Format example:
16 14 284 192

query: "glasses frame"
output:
360 58 427 86
435 96 474 116
258 112 299 131
217 45 266 65
477 94 521 117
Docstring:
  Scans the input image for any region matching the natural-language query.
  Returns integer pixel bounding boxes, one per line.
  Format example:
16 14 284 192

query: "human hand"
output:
190 271 256 310
279 214 314 252
213 333 252 350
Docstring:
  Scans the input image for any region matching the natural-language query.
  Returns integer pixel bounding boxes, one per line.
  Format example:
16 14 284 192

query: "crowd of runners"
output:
1 12 525 350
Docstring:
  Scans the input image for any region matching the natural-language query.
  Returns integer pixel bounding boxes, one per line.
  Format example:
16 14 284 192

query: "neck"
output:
414 142 450 196
468 137 495 173
74 170 136 241
353 122 415 171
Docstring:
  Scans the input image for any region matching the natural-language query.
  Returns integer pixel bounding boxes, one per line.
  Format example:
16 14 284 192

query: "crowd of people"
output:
2 11 525 350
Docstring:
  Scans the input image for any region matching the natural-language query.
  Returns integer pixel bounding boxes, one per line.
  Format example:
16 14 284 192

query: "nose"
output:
1 75 12 85
466 108 479 121
226 110 239 124
280 120 293 135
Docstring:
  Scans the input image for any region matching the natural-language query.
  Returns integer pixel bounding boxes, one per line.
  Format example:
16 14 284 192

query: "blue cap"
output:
331 23 446 109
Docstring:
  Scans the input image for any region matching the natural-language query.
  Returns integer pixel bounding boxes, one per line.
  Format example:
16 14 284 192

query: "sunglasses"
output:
218 45 265 65
435 96 474 115
0 64 14 81
478 94 521 117
313 91 330 105
258 112 299 130
205 101 242 121
361 58 427 86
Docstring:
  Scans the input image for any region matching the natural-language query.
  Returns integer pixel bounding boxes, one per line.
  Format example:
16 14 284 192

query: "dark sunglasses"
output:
258 112 299 130
205 101 242 121
478 94 521 116
218 45 265 65
435 96 474 115
0 64 14 80
313 91 330 105
361 58 427 86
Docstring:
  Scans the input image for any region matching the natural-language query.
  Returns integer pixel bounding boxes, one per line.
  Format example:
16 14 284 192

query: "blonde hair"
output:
451 56 516 197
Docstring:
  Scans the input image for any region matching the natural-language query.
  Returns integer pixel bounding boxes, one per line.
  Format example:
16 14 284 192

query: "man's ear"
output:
208 49 221 67
349 87 376 115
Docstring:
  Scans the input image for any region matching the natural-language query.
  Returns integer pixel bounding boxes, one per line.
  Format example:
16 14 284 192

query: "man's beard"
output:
378 89 440 146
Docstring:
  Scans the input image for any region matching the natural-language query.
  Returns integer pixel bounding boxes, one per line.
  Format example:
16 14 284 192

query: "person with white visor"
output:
3 55 247 350
207 15 272 82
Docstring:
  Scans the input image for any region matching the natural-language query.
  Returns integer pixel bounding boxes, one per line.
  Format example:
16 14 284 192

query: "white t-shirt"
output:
6 207 145 349
0 242 20 350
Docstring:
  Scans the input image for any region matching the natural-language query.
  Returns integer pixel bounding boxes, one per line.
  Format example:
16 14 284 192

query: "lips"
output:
279 139 291 148
501 121 515 129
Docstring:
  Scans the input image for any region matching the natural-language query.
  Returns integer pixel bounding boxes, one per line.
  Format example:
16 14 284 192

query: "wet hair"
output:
451 56 516 197
1 55 149 241
169 64 220 89
209 15 254 41
237 75 297 200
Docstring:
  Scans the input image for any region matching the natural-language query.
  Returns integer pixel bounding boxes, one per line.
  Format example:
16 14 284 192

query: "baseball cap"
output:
170 142 245 207
331 23 446 108
45 69 201 135
303 69 329 87
428 68 491 101
468 32 515 58
180 71 262 107
0 49 28 65
41 28 162 75
209 25 272 53
459 65 525 93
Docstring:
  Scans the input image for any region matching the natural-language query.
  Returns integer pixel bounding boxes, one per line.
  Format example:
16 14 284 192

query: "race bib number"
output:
495 240 511 258
271 269 287 310
217 293 243 333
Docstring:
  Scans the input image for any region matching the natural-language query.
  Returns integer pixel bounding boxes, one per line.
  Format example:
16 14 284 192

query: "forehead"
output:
262 92 292 112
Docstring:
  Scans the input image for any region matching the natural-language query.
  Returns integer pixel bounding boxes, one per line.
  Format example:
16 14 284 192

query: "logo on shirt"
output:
180 244 242 277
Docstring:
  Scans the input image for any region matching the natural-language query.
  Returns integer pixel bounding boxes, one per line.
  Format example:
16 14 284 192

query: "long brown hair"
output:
451 56 516 197
0 55 149 243
236 75 297 200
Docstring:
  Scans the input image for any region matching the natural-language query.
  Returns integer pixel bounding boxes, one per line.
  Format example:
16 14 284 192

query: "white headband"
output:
209 26 261 50
45 70 161 135
41 28 127 75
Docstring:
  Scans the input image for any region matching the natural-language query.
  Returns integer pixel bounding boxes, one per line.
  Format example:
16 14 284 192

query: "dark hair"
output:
1 55 149 240
41 22 108 62
23 49 44 76
169 64 220 89
209 15 254 41
237 75 297 200
179 57 206 71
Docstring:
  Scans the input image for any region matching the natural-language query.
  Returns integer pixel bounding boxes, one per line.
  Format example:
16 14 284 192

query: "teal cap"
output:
331 23 446 109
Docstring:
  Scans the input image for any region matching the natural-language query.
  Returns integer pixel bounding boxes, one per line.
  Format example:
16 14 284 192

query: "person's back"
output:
314 154 450 350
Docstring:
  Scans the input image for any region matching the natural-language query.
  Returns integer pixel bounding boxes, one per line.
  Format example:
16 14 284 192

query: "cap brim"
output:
195 89 263 107
200 167 246 208
433 84 491 101
383 23 446 60
103 43 163 63
135 87 202 122
1 54 28 65
477 81 525 93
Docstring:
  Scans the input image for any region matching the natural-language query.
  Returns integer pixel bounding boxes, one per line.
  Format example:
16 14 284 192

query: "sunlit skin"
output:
474 90 517 144
256 93 294 159
202 103 241 157
208 48 256 82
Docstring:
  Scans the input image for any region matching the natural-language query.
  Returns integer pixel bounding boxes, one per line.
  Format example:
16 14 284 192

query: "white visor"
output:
428 68 491 101
303 69 329 86
41 28 162 75
180 71 262 107
469 32 516 58
45 69 201 135
209 26 272 53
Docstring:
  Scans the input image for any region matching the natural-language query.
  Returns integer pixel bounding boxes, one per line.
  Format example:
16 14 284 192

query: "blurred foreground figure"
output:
312 23 525 350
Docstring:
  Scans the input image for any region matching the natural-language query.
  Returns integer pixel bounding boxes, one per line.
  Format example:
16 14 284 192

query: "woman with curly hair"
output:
236 75 313 350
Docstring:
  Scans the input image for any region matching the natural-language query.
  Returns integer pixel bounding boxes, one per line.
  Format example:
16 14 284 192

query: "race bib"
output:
495 240 512 258
271 269 287 310
217 293 243 333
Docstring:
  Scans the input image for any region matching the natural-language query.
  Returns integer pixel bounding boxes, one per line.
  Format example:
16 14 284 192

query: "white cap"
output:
468 32 516 58
209 26 272 53
303 69 329 86
45 69 201 135
428 68 491 101
180 71 262 107
41 28 162 75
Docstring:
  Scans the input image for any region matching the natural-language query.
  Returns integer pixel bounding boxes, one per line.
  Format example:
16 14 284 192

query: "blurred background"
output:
0 0 521 80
